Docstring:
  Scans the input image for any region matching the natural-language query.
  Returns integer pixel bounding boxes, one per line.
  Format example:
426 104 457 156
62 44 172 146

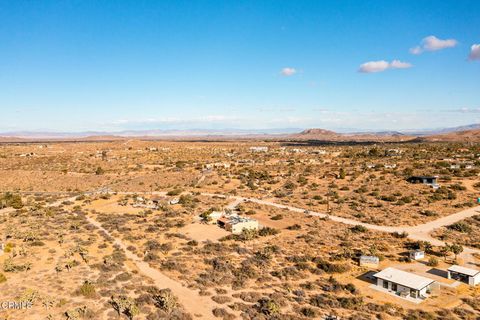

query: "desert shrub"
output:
299 307 317 317
449 184 466 191
270 214 283 220
448 221 472 233
167 189 182 196
350 225 367 233
0 273 6 283
78 280 96 298
427 257 439 267
258 298 280 315
211 295 231 304
186 240 198 246
287 224 301 230
0 193 23 209
258 227 280 237
420 210 438 217
316 259 351 273
212 307 234 319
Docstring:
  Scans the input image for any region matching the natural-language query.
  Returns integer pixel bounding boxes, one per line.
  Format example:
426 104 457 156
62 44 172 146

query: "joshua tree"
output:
441 244 451 261
450 243 464 261
110 295 139 320
152 289 178 313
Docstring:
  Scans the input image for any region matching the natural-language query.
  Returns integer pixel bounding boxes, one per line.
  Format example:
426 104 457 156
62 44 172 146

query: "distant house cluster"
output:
249 146 268 153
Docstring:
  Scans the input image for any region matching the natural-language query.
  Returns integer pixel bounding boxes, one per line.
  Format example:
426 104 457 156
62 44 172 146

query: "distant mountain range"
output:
0 128 300 139
1 124 479 142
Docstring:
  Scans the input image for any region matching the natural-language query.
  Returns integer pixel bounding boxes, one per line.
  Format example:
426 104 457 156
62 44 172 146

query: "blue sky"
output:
1 0 479 132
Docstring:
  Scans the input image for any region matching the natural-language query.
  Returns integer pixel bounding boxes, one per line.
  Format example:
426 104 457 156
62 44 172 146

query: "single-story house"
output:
407 176 439 189
447 265 480 286
218 215 259 234
409 250 425 260
373 267 435 300
359 255 379 268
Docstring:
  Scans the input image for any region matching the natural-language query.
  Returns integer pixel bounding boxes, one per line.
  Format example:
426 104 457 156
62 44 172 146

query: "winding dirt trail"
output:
84 213 217 319
6 188 480 316
110 190 480 250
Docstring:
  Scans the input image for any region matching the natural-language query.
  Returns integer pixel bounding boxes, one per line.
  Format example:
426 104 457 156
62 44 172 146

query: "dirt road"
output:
84 213 217 319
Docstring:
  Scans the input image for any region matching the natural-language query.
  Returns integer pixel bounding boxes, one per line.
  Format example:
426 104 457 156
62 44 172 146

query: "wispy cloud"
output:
469 44 480 61
410 35 458 55
447 107 480 113
358 60 412 73
257 107 295 112
280 67 297 76
110 115 242 126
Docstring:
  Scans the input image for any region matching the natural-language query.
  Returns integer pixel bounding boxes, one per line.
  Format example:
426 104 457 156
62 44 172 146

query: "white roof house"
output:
448 265 480 286
373 267 435 300
374 268 434 291
218 215 259 234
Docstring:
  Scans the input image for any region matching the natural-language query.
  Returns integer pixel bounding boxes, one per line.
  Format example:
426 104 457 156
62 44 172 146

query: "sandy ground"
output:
179 222 230 242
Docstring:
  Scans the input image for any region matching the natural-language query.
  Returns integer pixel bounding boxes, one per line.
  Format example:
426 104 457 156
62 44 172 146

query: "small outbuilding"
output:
409 250 425 260
447 265 480 286
407 176 439 189
373 267 435 300
359 255 379 268
169 198 180 205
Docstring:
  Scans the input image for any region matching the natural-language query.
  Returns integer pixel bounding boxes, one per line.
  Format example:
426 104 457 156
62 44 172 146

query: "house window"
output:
383 281 388 289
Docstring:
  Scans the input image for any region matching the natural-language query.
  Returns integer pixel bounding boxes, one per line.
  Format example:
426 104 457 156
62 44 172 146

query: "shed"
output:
447 265 480 286
359 255 379 268
407 176 439 189
409 250 425 260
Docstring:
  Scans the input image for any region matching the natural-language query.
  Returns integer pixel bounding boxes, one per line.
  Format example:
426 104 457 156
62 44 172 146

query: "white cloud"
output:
410 35 457 54
358 60 412 73
469 44 480 61
409 46 423 55
358 60 390 73
390 60 412 69
280 67 297 76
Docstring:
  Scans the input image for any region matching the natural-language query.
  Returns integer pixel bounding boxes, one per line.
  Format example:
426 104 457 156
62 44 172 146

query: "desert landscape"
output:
1 135 480 319
2 1 480 319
